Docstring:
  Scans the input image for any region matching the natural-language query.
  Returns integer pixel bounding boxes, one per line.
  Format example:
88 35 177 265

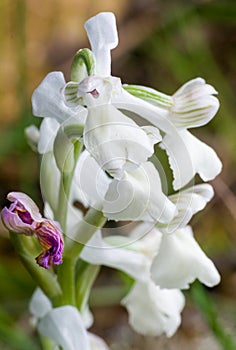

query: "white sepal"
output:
151 226 220 289
121 280 185 337
71 150 111 210
38 306 90 350
161 129 222 190
85 12 118 76
32 72 85 124
103 162 176 223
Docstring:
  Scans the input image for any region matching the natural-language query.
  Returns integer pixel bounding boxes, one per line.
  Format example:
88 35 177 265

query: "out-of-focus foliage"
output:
0 0 236 349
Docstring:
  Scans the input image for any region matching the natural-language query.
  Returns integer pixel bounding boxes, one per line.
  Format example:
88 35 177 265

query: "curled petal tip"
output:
1 192 42 235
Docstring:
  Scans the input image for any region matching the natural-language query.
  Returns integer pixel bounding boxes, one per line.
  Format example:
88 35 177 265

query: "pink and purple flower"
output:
1 192 64 269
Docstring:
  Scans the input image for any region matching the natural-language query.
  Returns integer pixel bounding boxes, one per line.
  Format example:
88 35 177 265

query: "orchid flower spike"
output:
1 192 64 269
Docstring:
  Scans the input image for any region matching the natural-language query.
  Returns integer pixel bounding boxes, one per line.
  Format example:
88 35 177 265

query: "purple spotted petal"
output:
35 220 64 269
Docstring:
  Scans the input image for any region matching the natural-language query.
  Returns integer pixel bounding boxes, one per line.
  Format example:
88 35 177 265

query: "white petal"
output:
81 230 151 281
38 117 60 154
88 333 110 350
103 162 176 223
121 280 185 337
85 12 118 76
29 288 52 319
127 222 162 260
158 184 214 233
161 130 222 190
38 306 90 350
170 78 219 129
72 150 111 210
32 72 86 124
151 226 220 289
84 104 156 177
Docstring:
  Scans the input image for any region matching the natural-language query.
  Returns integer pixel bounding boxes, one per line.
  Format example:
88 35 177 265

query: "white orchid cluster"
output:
22 11 223 349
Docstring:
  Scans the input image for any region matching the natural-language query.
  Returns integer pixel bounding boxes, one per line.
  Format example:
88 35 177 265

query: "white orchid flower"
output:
151 225 220 289
65 16 161 178
32 13 161 179
121 280 185 337
113 79 222 189
29 288 110 350
102 161 176 222
81 229 185 337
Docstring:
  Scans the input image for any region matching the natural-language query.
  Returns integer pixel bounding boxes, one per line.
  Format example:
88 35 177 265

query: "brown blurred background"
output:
0 0 236 349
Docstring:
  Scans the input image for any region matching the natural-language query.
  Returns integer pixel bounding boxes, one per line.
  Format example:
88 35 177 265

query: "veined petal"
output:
123 79 219 129
151 226 220 289
121 280 185 337
84 104 157 177
38 306 90 350
64 81 82 108
161 130 222 190
32 72 85 124
85 12 118 76
103 162 176 223
158 184 214 233
81 230 151 281
170 78 219 129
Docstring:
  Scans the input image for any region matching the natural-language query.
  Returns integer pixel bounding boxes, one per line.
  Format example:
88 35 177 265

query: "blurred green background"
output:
0 0 236 349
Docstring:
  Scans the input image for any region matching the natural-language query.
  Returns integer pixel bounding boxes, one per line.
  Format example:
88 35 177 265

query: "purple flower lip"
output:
35 220 64 269
1 192 64 269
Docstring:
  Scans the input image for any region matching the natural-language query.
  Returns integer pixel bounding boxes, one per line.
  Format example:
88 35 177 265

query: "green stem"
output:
65 208 107 260
39 335 54 350
55 172 73 232
9 232 61 302
55 140 83 232
56 209 106 306
56 257 76 306
76 260 100 311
